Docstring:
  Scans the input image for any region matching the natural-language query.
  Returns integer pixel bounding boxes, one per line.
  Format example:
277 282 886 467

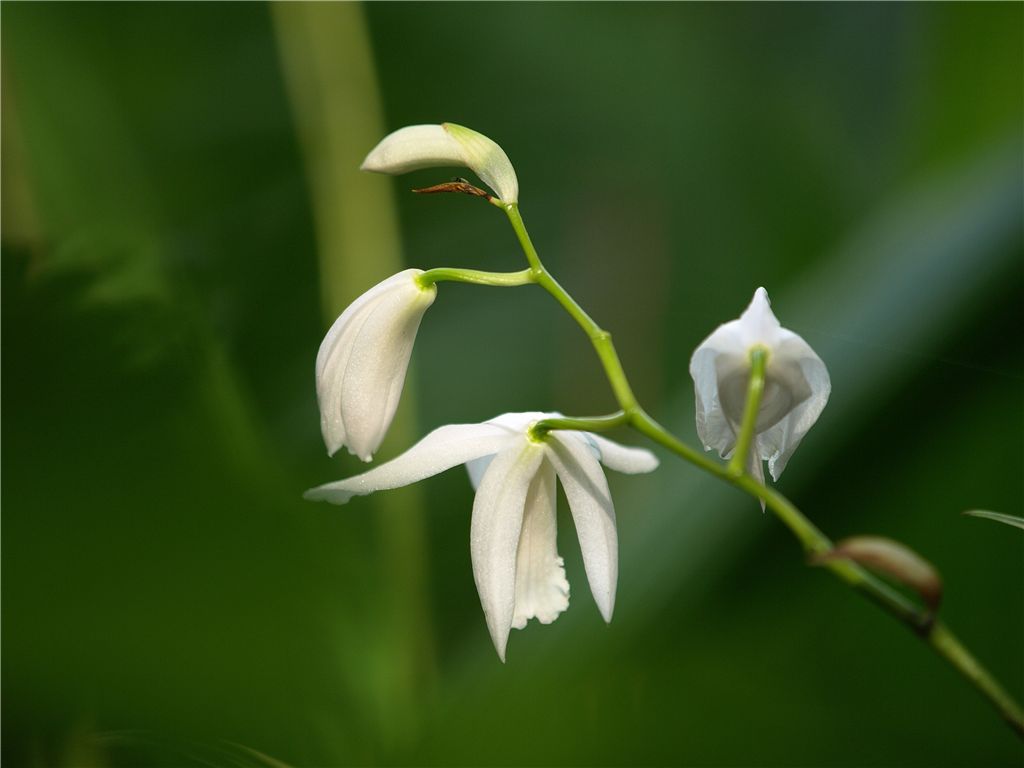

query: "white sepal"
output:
585 433 660 474
304 422 517 504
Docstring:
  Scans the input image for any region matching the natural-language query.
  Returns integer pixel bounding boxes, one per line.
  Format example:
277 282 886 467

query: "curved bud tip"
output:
739 286 779 337
442 123 519 204
752 286 770 307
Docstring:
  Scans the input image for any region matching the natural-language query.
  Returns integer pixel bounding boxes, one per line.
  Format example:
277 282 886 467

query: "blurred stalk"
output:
271 2 435 752
1 69 42 255
271 4 402 316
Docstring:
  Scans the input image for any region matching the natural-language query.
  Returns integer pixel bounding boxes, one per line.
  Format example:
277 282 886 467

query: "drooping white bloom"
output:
361 123 519 204
317 269 436 462
689 287 830 483
304 412 659 661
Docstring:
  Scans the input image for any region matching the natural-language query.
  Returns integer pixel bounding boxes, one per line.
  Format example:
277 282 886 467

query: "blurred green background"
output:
3 3 1022 766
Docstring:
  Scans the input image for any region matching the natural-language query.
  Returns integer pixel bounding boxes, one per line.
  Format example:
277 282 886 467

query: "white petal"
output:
304 423 517 505
581 433 660 475
316 269 435 460
546 434 618 623
470 442 545 662
360 123 519 203
360 125 465 176
511 460 570 630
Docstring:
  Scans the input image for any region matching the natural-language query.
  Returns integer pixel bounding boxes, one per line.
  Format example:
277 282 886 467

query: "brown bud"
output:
814 536 943 612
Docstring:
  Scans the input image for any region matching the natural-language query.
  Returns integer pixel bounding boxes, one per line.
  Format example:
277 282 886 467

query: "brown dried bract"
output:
412 178 491 199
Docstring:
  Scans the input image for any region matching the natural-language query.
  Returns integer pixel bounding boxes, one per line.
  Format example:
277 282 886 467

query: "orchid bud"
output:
361 123 519 204
690 287 830 482
316 269 436 462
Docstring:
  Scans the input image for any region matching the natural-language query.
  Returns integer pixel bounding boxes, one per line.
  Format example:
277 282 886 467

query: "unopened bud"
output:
361 123 519 204
814 536 943 612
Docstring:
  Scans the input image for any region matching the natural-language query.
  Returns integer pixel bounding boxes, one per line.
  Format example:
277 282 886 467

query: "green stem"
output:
632 409 939 629
729 346 767 476
629 408 728 477
498 201 1024 740
530 411 628 440
504 203 543 272
930 623 1024 737
417 266 535 288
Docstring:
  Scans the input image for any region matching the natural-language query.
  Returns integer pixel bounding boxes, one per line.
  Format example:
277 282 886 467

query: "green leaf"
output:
964 510 1024 531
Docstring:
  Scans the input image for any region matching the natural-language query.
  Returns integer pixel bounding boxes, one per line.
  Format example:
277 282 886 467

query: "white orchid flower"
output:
304 412 659 661
361 123 519 204
689 287 830 483
316 269 436 462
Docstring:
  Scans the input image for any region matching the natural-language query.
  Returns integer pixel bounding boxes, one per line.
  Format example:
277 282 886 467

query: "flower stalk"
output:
529 411 629 440
416 267 535 289
498 200 1024 739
